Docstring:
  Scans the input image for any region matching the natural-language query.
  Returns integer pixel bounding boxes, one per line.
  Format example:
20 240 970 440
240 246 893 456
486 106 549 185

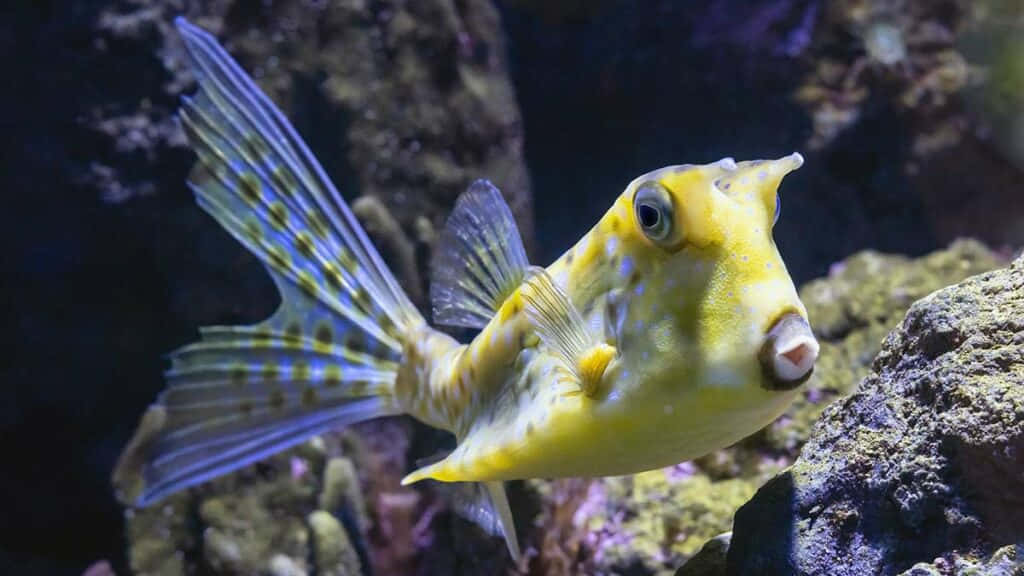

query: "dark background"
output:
3 0 1020 573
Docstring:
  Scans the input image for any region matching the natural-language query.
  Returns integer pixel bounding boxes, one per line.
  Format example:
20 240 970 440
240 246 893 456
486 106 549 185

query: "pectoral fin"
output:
520 268 616 396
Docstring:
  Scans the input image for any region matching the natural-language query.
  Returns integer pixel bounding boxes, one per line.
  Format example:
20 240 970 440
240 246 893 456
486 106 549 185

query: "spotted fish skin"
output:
403 156 811 484
115 18 815 563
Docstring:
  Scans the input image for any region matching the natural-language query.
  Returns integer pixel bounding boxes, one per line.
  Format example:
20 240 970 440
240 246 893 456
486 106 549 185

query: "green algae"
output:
580 471 760 576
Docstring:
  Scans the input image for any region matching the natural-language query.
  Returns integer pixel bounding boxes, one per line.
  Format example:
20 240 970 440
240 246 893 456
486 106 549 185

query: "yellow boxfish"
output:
114 18 820 560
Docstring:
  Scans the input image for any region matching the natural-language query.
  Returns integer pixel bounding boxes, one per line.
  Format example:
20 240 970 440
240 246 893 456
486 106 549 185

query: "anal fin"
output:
446 481 522 562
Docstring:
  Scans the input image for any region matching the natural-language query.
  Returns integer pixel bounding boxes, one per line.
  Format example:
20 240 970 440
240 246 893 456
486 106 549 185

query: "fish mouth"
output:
758 313 819 391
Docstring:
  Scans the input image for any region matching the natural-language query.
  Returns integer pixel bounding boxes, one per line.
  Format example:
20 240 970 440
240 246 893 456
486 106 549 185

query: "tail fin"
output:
113 18 424 506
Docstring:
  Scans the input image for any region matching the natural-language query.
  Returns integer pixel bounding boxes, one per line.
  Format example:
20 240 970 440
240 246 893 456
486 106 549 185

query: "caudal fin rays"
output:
113 19 421 507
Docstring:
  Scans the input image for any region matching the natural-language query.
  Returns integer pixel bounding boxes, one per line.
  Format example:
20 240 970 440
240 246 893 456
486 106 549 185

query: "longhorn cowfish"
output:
114 18 820 561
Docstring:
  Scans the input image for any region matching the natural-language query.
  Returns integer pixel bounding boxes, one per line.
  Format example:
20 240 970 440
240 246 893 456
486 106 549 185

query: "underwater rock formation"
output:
900 544 1024 576
727 250 1024 575
754 238 1004 458
89 0 533 301
124 432 371 576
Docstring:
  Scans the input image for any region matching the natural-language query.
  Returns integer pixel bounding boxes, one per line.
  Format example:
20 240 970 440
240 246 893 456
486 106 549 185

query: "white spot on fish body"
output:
633 282 645 296
663 404 674 415
605 236 619 258
619 256 635 279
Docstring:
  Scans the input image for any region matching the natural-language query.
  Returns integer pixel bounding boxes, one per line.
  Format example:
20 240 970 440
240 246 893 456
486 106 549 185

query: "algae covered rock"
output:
727 252 1024 575
308 510 361 576
123 435 368 576
675 533 731 576
576 470 760 576
899 543 1024 576
750 238 1003 458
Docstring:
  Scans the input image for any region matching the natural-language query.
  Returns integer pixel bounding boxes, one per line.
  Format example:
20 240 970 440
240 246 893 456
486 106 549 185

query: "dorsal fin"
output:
430 180 529 329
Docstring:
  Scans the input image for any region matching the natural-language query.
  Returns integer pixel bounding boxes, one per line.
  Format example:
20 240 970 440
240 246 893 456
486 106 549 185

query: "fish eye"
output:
633 181 675 245
773 193 781 226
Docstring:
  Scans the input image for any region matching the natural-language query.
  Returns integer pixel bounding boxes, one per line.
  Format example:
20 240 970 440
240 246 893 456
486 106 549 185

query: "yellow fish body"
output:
402 155 813 486
114 19 819 562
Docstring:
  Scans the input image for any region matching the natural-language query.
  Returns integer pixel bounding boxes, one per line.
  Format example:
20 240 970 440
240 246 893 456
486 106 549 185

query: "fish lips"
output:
758 313 819 391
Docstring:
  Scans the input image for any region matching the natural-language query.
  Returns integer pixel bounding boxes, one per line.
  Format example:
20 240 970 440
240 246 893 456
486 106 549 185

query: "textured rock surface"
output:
752 238 1004 458
308 510 361 576
898 543 1024 576
675 534 731 576
728 252 1024 575
524 240 1003 576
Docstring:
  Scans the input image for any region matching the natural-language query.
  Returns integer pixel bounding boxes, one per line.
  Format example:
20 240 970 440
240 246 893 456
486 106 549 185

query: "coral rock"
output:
319 457 368 534
308 511 361 576
675 533 731 576
728 252 1024 575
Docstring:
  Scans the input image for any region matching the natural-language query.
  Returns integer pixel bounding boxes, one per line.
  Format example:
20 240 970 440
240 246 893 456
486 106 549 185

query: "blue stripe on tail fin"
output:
112 18 422 506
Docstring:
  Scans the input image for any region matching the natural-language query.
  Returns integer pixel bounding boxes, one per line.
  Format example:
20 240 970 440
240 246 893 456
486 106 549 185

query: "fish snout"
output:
758 313 819 390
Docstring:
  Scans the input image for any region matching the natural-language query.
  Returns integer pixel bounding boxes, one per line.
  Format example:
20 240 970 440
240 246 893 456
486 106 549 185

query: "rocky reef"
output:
124 432 365 575
726 249 1024 575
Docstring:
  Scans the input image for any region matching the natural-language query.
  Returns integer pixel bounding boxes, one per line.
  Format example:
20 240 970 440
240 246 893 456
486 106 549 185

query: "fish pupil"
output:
638 203 661 229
